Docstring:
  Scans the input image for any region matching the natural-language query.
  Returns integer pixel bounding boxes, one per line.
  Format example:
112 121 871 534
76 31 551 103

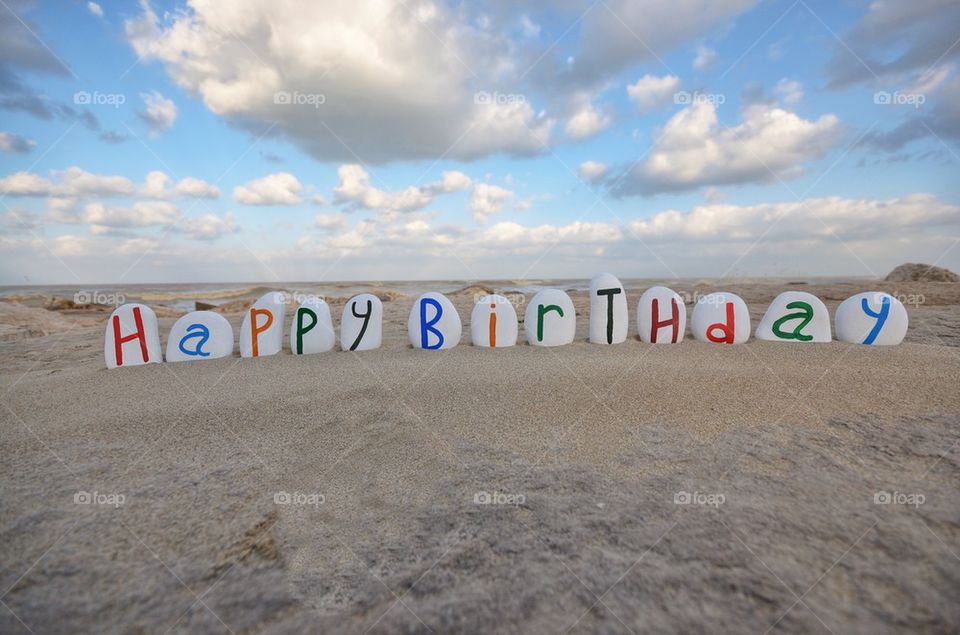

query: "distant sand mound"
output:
885 263 959 283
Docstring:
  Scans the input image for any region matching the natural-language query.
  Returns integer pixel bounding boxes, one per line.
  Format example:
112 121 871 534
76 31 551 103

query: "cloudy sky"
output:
1 0 958 285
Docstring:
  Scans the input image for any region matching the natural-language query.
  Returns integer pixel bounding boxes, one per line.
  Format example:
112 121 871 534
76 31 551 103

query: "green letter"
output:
772 301 813 341
296 307 318 354
537 304 564 342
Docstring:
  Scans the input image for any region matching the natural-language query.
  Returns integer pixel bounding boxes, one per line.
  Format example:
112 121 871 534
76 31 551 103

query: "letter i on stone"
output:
408 292 461 349
471 294 518 347
240 292 286 358
589 273 628 344
105 303 163 368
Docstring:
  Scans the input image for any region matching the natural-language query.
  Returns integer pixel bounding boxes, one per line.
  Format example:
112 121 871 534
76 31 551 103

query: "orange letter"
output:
250 308 274 357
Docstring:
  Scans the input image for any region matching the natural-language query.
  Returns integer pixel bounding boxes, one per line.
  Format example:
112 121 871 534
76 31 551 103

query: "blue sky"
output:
1 0 958 284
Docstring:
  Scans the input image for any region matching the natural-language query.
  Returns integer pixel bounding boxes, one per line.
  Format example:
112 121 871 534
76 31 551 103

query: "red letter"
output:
488 302 497 348
706 302 735 344
250 308 274 357
650 298 680 343
112 307 149 366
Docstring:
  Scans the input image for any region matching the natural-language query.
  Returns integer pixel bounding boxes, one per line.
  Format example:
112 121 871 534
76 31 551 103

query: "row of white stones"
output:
104 274 908 368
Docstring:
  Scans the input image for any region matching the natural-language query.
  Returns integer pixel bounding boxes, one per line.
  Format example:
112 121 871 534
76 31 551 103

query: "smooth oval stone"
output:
756 291 831 342
471 294 518 348
340 293 383 351
408 292 462 349
239 291 286 358
290 297 335 355
165 311 234 362
104 303 163 369
835 291 908 345
589 272 628 344
524 289 576 347
691 292 750 344
637 286 686 344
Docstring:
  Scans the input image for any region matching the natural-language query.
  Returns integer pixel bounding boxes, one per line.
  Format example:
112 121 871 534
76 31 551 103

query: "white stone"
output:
470 295 518 348
239 291 286 358
588 272 628 344
165 311 234 362
290 297 335 355
408 292 462 349
525 289 576 347
690 292 751 344
104 303 162 369
756 291 831 343
835 292 908 345
637 286 686 344
340 293 383 351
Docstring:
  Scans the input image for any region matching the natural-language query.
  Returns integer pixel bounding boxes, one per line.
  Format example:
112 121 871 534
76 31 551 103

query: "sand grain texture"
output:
1 280 958 633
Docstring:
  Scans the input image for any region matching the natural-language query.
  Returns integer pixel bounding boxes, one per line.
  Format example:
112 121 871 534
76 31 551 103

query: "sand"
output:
1 280 958 633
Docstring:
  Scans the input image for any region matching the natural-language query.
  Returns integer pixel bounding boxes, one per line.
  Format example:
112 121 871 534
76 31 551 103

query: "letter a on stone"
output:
105 303 162 368
756 291 831 343
408 292 461 349
165 311 234 362
340 293 383 351
240 292 286 358
525 289 575 347
471 295 518 348
589 273 628 344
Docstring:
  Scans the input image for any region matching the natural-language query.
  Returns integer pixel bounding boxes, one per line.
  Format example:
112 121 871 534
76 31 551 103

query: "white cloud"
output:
175 177 220 199
139 91 177 136
176 212 237 240
87 2 103 17
126 0 555 162
565 101 612 140
626 74 681 112
775 78 804 105
313 212 347 231
141 170 172 198
0 172 53 196
693 45 717 70
60 167 136 197
0 132 36 154
233 173 303 205
469 183 515 223
333 165 471 212
83 200 179 228
613 102 841 196
578 161 608 183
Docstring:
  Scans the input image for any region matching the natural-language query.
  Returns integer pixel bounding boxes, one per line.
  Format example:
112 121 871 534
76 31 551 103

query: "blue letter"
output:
178 323 211 357
861 296 890 345
419 298 444 349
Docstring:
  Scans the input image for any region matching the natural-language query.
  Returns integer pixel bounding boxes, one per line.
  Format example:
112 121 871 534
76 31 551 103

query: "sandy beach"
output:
1 279 958 633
